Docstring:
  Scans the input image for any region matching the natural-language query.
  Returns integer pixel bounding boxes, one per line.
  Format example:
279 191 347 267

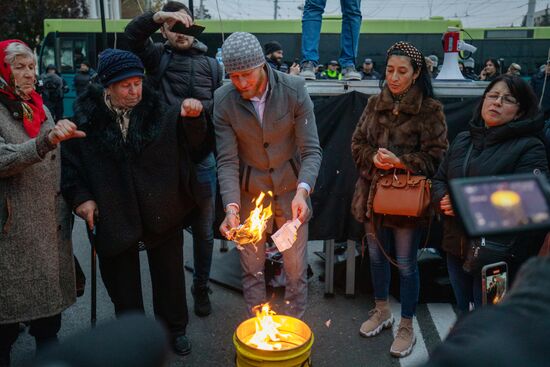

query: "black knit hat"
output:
264 41 282 55
97 49 144 87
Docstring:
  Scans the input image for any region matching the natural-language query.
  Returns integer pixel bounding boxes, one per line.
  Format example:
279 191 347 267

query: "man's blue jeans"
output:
301 0 362 67
367 226 419 318
446 253 482 314
191 153 216 288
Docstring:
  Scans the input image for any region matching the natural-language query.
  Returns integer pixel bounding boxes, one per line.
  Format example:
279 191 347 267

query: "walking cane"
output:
90 226 97 328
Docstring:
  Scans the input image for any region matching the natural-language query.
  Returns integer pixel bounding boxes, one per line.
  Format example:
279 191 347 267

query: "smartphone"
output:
170 23 205 37
481 261 508 305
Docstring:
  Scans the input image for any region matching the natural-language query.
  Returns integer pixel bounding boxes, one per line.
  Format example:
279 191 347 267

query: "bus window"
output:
59 38 88 73
60 40 74 73
74 39 88 67
40 35 56 73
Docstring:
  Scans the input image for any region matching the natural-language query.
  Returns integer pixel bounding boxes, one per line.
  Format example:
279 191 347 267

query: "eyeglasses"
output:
485 93 518 105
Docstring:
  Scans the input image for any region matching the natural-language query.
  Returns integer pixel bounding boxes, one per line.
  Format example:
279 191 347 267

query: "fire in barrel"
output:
234 304 314 366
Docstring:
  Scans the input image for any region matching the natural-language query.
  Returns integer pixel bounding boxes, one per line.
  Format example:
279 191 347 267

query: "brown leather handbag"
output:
372 170 431 217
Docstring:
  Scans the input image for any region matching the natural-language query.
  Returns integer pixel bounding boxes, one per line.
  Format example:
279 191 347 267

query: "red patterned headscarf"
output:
0 40 46 138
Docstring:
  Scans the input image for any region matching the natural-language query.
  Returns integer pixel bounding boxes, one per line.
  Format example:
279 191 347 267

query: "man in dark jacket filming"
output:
124 0 221 317
61 49 210 356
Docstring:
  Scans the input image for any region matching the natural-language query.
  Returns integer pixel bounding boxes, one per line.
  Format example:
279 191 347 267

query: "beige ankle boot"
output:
390 317 416 357
359 299 394 337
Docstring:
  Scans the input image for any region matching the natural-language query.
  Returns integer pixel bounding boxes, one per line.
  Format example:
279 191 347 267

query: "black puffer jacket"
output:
432 114 548 266
61 84 211 257
124 11 221 113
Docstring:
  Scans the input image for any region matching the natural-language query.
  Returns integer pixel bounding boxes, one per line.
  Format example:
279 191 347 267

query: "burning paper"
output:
229 192 273 245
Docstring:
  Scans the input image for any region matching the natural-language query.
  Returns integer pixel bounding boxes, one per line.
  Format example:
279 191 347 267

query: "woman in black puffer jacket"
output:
432 74 548 314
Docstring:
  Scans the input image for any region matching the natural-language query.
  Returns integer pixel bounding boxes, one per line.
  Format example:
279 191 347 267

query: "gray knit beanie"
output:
222 32 265 74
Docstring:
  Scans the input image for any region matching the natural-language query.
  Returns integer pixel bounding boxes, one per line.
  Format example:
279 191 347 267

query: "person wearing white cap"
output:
214 32 322 319
506 63 521 76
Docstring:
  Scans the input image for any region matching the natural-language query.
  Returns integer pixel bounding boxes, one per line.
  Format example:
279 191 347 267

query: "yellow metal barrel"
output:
234 315 314 367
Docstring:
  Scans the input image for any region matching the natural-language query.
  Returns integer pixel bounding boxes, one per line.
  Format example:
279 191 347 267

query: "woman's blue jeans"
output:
446 253 482 314
301 0 362 67
367 226 419 318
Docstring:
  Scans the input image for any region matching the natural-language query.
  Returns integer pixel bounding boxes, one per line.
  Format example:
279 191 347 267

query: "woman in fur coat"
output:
351 41 448 358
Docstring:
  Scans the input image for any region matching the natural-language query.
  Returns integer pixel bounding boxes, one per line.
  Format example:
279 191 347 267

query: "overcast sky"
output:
202 0 550 28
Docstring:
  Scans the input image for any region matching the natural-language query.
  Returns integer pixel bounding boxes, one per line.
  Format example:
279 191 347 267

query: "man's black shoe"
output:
191 285 212 317
172 335 192 356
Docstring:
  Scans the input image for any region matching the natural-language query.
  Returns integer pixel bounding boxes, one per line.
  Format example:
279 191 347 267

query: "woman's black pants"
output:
98 231 188 337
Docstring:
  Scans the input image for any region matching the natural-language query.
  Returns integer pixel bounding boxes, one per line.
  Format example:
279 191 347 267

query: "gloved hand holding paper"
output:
271 218 302 252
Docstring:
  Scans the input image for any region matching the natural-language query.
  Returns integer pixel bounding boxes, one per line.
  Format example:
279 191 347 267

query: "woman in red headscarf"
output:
0 40 85 366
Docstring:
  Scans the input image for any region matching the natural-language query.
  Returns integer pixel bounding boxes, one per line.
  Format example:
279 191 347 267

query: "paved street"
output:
11 218 457 367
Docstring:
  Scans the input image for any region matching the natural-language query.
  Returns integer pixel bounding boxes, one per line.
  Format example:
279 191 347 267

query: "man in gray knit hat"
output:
214 32 322 318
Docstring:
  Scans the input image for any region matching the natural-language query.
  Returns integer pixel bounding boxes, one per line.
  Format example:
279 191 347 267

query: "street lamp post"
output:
99 0 108 51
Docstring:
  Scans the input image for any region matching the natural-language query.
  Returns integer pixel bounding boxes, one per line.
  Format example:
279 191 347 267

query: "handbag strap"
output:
363 217 433 269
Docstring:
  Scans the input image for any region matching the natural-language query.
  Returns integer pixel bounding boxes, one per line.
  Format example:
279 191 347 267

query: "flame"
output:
229 192 273 245
246 304 289 351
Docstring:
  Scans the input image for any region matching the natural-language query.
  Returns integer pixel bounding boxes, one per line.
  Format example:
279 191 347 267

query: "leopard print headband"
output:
386 41 424 69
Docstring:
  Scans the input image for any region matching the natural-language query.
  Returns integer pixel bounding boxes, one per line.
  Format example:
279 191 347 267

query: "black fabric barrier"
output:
213 92 482 241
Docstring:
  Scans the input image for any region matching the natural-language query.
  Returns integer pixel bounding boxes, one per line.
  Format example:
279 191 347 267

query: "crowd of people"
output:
2 1 550 366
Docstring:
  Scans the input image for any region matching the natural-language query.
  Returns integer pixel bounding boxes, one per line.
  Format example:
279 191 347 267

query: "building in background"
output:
533 6 550 26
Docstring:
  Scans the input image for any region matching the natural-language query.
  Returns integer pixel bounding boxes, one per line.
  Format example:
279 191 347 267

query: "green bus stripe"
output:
44 18 462 36
44 18 550 39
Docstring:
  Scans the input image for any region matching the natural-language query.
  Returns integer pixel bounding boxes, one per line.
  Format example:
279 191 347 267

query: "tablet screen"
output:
452 175 550 236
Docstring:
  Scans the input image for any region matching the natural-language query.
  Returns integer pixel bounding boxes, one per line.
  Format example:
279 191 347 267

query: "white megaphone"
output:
436 27 476 80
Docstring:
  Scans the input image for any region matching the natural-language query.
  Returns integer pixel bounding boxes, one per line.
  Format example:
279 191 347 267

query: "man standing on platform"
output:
299 0 362 81
214 32 322 319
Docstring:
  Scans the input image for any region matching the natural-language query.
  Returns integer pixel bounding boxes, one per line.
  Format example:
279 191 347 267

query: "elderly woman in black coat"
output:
432 74 548 315
61 49 209 356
